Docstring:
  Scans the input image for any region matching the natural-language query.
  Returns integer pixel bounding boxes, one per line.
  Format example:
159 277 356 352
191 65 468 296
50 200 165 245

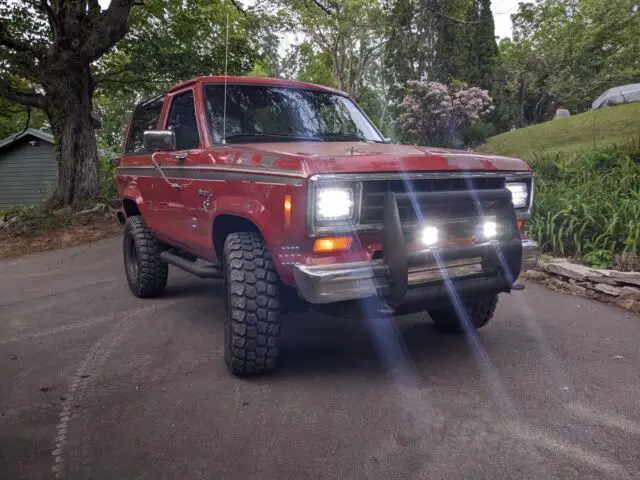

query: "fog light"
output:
483 220 498 238
422 226 439 246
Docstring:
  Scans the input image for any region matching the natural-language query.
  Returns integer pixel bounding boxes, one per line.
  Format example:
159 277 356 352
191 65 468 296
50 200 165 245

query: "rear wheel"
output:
123 215 168 298
428 294 499 334
223 232 281 376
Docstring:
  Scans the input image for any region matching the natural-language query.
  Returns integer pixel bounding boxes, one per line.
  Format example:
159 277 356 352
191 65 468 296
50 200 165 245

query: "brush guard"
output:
293 188 535 306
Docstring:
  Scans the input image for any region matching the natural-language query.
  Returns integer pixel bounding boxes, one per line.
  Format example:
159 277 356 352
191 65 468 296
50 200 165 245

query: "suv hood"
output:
239 141 531 176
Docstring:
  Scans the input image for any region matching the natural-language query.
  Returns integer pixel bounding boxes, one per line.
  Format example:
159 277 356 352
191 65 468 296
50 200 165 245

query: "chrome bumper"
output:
293 239 540 305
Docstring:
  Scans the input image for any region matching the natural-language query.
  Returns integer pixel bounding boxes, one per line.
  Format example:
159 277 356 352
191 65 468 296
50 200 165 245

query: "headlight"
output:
421 226 439 246
316 187 355 222
506 182 529 208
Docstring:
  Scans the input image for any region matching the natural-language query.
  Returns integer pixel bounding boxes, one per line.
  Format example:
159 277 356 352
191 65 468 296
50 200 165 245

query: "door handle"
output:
197 189 212 197
175 152 188 162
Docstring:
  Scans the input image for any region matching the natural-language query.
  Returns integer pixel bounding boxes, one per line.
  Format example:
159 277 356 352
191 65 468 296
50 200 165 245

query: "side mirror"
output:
143 130 176 151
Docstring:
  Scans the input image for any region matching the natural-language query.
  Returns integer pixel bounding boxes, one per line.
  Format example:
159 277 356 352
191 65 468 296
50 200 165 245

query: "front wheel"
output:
123 215 168 298
223 232 281 376
428 294 499 334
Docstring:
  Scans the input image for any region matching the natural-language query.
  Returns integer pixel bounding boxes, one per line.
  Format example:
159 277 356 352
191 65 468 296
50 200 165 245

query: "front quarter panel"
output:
209 178 308 285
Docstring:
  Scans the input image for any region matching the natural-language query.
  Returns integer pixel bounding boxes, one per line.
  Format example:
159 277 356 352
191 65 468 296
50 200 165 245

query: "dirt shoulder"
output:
0 207 122 260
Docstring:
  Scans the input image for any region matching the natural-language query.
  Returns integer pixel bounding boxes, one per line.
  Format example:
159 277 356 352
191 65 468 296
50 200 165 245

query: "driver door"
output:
155 88 202 245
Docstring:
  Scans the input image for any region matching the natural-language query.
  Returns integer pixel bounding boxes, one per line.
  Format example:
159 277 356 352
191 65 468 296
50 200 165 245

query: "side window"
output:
166 90 200 150
125 96 164 154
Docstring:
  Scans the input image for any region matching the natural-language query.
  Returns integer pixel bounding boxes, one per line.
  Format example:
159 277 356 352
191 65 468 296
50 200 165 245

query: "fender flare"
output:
121 185 148 218
209 196 279 258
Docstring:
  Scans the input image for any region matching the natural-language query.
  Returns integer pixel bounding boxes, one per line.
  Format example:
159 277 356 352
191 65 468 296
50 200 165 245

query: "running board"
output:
159 251 223 279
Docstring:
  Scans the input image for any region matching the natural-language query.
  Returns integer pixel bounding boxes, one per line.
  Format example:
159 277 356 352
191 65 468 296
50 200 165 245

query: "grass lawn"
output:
477 102 640 161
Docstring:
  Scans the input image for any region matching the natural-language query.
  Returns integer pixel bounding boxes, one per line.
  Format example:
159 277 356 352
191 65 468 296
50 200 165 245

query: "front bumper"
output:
293 187 540 306
293 238 539 305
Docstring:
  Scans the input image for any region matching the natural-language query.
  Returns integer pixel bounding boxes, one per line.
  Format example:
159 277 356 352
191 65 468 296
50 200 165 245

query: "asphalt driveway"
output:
1 237 639 479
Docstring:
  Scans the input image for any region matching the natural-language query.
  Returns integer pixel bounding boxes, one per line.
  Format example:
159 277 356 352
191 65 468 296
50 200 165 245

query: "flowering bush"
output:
398 79 494 147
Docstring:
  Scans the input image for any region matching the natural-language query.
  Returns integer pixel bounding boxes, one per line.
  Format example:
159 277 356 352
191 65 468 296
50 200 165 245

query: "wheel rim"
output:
125 233 139 281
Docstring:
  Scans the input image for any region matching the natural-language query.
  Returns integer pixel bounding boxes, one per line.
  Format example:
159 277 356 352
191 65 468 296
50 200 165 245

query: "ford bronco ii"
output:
115 76 539 376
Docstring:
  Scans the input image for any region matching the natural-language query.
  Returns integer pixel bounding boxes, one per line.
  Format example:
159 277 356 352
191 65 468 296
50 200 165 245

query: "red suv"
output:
116 76 538 376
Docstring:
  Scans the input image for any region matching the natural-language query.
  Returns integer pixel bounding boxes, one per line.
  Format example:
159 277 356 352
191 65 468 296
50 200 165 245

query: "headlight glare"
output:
506 182 528 208
421 226 439 246
483 220 498 238
316 187 354 221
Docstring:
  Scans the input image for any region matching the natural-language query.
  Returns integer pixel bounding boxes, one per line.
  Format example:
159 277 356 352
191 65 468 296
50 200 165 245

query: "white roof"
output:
591 83 640 110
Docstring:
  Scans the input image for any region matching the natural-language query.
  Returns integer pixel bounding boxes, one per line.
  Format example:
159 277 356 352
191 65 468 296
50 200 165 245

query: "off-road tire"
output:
123 215 168 298
223 232 281 376
428 294 499 334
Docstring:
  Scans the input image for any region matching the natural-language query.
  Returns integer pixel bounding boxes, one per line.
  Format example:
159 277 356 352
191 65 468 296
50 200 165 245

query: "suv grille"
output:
360 177 506 225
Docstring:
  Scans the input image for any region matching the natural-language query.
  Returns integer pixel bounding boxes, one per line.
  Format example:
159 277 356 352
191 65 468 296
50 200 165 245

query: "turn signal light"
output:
284 194 292 227
517 220 526 231
313 236 353 253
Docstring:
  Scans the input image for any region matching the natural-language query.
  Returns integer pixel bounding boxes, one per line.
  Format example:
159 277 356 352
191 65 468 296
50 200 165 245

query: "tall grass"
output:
528 140 640 268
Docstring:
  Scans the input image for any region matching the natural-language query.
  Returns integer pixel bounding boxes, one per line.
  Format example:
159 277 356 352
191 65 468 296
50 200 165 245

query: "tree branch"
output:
32 0 63 40
431 9 481 25
363 38 389 58
0 79 48 109
2 50 43 83
307 0 333 15
88 0 101 13
0 21 45 54
229 0 247 17
72 0 136 66
93 65 150 85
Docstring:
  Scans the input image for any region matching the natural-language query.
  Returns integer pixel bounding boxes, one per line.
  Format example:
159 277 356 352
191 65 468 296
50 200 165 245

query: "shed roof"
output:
0 129 54 152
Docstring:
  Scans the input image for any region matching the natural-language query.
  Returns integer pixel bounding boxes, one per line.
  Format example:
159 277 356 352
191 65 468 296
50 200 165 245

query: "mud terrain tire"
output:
428 294 499 334
123 215 168 298
223 232 281 376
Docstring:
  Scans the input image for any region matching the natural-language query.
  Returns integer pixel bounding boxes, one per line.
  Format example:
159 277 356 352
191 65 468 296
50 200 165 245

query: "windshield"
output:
204 84 384 144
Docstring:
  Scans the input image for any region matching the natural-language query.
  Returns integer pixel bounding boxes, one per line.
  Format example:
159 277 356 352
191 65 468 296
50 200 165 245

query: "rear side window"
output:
125 96 165 154
166 90 200 150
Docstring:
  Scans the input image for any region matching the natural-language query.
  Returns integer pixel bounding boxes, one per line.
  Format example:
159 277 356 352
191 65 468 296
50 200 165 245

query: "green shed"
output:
0 129 57 210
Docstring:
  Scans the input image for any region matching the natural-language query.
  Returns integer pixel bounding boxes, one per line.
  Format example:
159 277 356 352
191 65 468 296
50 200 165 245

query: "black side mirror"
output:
143 130 176 151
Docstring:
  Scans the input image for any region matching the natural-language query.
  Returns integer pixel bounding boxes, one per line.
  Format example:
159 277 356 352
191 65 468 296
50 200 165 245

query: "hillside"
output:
477 103 640 161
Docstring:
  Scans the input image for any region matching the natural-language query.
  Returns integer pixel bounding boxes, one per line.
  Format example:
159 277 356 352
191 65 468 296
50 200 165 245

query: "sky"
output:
491 0 521 39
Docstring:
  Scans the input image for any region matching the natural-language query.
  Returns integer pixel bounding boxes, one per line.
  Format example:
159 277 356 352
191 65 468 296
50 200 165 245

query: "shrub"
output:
397 79 493 147
98 142 119 201
528 141 640 268
462 120 496 147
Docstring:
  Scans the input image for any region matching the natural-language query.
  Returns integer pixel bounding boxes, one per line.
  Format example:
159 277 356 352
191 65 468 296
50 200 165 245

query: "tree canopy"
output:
497 0 640 127
0 0 638 205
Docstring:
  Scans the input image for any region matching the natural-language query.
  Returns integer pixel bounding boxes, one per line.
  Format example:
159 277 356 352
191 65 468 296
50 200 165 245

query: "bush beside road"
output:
528 142 640 271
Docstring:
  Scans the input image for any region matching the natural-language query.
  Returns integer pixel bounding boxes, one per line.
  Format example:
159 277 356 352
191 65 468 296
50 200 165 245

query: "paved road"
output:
1 237 639 480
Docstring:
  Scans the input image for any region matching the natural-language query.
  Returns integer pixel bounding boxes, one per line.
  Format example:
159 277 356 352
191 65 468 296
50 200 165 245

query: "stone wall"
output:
524 258 640 314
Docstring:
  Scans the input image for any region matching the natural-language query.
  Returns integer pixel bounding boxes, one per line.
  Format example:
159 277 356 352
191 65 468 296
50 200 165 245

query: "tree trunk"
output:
46 67 99 207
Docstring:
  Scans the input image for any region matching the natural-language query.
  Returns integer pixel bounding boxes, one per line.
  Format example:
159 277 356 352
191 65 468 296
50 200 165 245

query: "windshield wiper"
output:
320 133 384 143
222 133 323 143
